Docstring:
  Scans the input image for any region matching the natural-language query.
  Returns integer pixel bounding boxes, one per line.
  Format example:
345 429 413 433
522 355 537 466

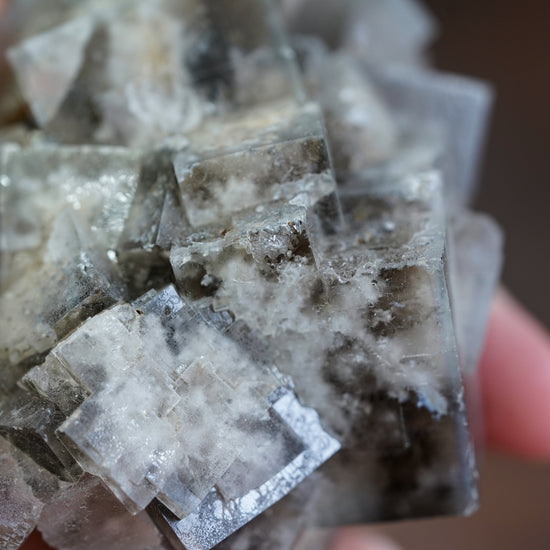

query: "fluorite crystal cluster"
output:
0 0 503 549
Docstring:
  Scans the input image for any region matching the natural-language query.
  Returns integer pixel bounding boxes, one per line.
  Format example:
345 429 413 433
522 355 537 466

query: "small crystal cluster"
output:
0 1 503 549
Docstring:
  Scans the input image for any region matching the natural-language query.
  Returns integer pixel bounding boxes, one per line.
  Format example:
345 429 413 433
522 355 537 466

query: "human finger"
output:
480 289 550 459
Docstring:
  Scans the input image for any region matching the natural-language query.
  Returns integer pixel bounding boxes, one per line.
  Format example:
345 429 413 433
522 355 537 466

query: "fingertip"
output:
330 528 402 550
481 289 550 459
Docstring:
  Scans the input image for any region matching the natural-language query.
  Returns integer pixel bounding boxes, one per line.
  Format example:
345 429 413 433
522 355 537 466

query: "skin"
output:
18 290 550 549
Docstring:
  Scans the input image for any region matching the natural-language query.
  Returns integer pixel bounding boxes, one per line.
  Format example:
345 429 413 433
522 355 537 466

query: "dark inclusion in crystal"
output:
0 0 502 549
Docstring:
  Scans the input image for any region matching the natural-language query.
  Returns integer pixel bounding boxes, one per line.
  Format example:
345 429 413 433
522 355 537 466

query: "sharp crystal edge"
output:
149 390 340 550
0 0 502 549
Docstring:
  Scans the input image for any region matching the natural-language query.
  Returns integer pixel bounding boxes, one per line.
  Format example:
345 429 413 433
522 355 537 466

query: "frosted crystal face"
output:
149 389 339 550
7 0 303 147
28 286 306 518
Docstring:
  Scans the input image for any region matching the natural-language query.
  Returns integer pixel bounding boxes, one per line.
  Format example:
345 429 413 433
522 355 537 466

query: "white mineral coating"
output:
173 100 339 232
173 172 456 439
34 286 282 517
0 437 43 550
38 474 162 550
149 390 339 550
282 0 437 66
93 0 205 147
170 202 323 333
369 66 494 205
7 0 301 147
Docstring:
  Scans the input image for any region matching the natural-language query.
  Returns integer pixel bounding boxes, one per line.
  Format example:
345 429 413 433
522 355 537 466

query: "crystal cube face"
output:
0 1 502 549
172 101 338 232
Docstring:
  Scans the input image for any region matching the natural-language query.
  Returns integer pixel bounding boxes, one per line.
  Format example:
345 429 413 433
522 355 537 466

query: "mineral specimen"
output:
0 0 502 549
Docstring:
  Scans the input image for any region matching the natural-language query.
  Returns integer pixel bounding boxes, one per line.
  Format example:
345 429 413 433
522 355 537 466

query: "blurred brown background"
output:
380 1 550 548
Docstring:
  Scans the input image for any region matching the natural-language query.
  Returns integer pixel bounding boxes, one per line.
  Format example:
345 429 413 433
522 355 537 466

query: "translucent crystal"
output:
0 437 44 550
149 390 339 550
0 211 126 394
32 286 285 517
344 0 437 66
116 149 190 295
448 212 503 376
7 0 303 146
283 0 437 66
172 100 340 233
302 172 478 524
0 144 141 254
213 479 317 550
0 435 65 504
0 387 79 480
6 17 95 127
447 211 503 445
38 474 163 550
172 168 478 528
369 66 493 204
296 45 397 174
